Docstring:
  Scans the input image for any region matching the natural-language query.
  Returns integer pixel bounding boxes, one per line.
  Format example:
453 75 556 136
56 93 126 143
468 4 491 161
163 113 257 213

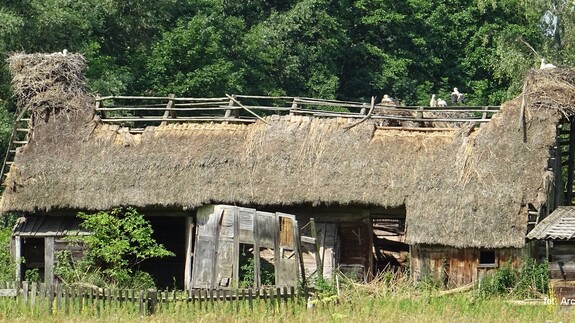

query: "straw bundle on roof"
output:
7 52 93 123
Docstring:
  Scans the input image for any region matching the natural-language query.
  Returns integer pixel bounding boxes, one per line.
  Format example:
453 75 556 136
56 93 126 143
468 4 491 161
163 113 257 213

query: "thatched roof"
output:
0 53 570 248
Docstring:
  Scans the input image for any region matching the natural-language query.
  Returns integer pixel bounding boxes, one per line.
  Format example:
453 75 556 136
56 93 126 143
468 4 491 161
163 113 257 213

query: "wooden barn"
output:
1 53 573 289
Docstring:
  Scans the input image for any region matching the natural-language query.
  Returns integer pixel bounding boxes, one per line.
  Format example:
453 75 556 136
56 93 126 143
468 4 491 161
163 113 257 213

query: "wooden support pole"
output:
566 118 575 205
226 94 268 124
14 235 21 282
45 237 54 286
224 95 235 118
310 218 323 279
160 94 176 126
184 216 195 291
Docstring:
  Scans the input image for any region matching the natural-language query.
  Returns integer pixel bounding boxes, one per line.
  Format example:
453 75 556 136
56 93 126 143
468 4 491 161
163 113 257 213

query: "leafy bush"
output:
0 214 18 282
479 262 516 297
514 257 548 298
55 207 174 288
479 258 549 298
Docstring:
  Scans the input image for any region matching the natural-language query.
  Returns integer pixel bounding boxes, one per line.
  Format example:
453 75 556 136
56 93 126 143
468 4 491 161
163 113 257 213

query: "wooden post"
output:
147 289 157 315
160 94 176 126
14 235 21 282
233 208 240 289
184 216 195 291
44 237 55 286
224 95 235 119
248 288 253 311
566 118 575 205
415 106 423 120
310 218 323 279
254 210 261 289
290 98 300 116
481 106 489 121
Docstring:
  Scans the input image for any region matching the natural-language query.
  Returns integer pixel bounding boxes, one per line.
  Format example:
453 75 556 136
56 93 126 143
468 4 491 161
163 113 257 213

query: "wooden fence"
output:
94 94 501 129
0 281 304 316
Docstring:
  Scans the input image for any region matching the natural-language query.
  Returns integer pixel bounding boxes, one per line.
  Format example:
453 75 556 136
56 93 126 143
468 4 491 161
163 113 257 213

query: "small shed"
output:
528 206 575 280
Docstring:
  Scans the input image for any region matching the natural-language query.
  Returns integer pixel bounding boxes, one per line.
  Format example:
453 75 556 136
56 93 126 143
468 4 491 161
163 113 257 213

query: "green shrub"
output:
514 257 548 298
480 264 515 297
55 207 174 288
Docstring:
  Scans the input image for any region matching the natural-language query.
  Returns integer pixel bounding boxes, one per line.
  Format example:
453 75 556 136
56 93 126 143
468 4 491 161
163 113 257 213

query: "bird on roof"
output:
451 87 465 104
62 49 68 55
540 58 556 69
379 94 396 106
430 94 437 107
437 98 447 107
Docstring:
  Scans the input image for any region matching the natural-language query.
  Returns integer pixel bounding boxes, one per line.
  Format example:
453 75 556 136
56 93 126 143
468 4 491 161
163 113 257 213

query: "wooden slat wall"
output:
411 245 522 287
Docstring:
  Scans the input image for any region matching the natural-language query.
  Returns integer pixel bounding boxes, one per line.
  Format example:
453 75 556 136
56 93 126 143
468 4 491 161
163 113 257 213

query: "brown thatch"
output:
0 54 569 249
6 52 93 123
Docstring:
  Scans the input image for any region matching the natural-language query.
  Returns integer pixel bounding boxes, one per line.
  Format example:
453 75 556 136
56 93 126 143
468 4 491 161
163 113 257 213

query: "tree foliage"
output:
0 1 572 155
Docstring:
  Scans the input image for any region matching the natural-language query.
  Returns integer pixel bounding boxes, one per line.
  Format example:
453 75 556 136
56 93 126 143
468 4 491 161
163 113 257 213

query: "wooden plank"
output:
45 237 54 285
232 207 241 289
376 126 458 132
14 236 21 282
0 289 17 297
100 117 256 123
184 216 194 291
567 118 575 204
160 94 176 126
310 218 322 279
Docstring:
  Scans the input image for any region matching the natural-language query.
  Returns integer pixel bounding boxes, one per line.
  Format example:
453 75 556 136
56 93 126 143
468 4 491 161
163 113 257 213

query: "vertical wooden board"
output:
14 236 21 282
215 240 235 288
276 258 297 287
279 217 294 248
190 238 216 289
238 208 255 244
321 224 337 280
257 212 276 248
191 207 222 289
219 207 237 239
184 216 194 291
45 237 54 285
217 207 236 288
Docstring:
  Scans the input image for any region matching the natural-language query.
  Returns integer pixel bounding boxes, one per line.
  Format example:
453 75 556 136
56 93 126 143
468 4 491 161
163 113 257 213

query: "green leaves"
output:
73 207 174 288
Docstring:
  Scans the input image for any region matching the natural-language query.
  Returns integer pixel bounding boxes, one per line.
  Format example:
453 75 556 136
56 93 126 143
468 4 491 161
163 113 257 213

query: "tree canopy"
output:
0 1 571 109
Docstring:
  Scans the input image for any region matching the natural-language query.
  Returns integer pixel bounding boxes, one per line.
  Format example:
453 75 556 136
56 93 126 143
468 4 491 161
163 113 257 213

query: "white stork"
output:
540 58 556 69
451 87 465 104
430 94 437 107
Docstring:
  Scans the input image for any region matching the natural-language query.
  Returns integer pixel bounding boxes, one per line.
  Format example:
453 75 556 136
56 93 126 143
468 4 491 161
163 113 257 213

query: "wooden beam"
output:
44 237 54 285
310 218 323 279
567 118 575 205
160 94 176 126
226 94 268 124
376 126 459 132
184 216 195 291
14 236 21 282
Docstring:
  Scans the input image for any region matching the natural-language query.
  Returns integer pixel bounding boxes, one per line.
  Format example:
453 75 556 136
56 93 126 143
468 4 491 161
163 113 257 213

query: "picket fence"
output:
0 281 304 316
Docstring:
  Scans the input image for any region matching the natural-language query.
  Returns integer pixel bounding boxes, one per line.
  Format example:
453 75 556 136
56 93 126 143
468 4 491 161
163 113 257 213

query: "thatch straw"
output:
6 52 93 123
0 54 569 249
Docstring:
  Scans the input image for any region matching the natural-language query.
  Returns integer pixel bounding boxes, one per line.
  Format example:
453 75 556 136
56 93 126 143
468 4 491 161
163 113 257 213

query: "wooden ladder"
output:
0 115 30 179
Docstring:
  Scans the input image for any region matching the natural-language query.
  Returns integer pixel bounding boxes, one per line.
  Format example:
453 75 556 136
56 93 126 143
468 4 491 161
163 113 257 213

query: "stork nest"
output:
524 68 575 116
7 52 90 119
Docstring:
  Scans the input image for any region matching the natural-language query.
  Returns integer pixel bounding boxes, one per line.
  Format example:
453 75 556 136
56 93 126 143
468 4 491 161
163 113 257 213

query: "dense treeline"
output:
0 1 573 120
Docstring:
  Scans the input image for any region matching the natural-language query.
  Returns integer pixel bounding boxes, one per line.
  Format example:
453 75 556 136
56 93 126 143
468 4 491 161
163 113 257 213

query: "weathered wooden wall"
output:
547 241 575 279
411 245 522 287
190 205 300 290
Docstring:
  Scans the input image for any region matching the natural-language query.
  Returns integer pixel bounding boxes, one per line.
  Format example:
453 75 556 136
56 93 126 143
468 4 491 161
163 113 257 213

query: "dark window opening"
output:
479 250 496 267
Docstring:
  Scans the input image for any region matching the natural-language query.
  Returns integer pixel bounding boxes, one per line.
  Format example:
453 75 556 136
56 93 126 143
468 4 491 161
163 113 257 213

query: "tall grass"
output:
0 270 573 323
